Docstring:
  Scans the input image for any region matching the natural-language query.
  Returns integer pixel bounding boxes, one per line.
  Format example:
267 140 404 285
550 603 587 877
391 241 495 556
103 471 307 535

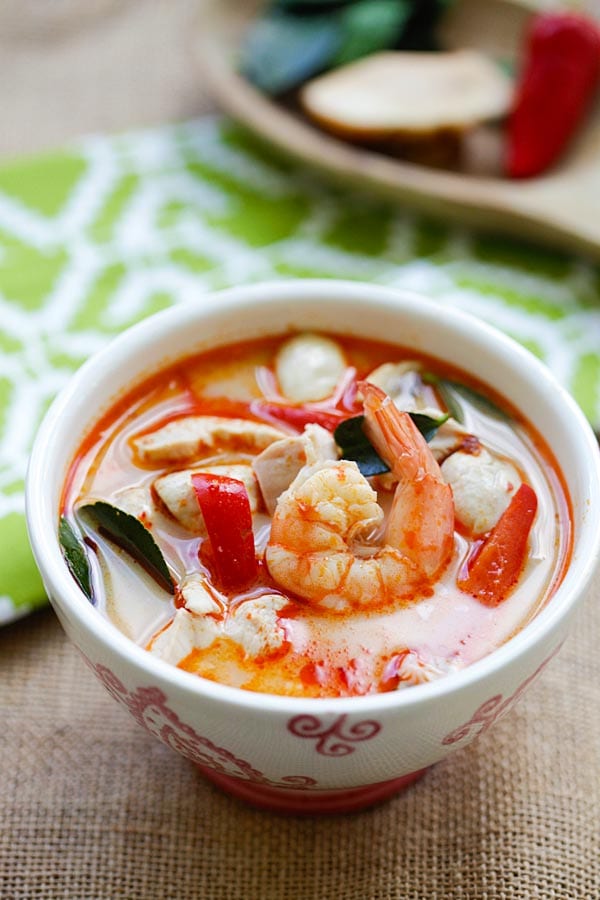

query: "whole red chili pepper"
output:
507 12 600 178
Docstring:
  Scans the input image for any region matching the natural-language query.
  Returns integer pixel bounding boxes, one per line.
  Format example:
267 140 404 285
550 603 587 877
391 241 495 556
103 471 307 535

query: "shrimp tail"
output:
359 381 439 481
360 380 455 578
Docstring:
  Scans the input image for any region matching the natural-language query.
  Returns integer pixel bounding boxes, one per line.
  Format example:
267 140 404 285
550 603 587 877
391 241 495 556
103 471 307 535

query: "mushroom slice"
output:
133 416 285 466
301 50 512 140
253 423 338 515
148 608 219 665
155 463 260 534
364 362 431 411
275 333 347 403
441 448 520 536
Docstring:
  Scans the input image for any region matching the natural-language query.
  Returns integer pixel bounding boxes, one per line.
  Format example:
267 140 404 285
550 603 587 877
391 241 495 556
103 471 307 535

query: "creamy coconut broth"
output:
61 333 571 698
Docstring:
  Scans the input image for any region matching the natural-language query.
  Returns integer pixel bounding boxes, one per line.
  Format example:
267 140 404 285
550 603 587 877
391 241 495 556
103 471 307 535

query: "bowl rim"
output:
26 279 600 716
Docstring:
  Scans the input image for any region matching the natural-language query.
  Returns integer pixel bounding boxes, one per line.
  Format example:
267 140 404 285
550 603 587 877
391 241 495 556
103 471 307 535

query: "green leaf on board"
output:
80 501 174 594
58 516 93 602
398 0 455 51
240 10 341 95
241 0 457 95
335 0 412 66
273 0 351 10
497 57 516 78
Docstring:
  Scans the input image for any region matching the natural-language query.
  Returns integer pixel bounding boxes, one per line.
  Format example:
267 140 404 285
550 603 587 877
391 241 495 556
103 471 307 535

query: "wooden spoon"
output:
194 0 600 260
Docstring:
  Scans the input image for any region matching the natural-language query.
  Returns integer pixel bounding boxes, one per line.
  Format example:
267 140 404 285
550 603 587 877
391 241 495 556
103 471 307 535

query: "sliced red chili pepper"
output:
249 365 362 433
192 473 258 592
457 483 538 607
250 400 352 432
507 13 600 178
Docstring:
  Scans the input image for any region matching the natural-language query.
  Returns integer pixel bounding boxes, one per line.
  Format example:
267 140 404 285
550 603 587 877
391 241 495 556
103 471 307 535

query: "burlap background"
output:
1 2 599 897
2 577 599 900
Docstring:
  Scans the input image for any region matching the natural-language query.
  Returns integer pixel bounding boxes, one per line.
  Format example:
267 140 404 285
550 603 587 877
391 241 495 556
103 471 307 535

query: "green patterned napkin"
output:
1 116 599 624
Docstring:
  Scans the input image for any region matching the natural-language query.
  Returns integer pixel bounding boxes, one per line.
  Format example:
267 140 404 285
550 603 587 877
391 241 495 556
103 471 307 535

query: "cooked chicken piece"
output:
177 572 223 616
253 440 305 516
253 423 338 514
148 608 219 665
155 463 260 533
133 416 285 465
301 50 512 141
275 333 347 402
441 448 520 535
226 593 287 659
113 484 155 524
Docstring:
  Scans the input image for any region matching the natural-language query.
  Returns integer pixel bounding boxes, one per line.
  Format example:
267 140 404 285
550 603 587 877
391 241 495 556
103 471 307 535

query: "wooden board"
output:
195 0 600 260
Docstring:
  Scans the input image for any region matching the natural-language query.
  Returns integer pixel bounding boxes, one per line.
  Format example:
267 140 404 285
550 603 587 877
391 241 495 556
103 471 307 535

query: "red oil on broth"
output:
61 332 572 698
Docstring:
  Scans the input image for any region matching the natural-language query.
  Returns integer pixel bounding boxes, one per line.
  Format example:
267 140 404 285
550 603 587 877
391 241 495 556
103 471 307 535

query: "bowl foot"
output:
195 765 429 815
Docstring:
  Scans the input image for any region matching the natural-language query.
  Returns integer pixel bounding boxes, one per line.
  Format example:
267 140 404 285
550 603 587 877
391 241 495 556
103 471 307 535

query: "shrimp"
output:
266 382 455 612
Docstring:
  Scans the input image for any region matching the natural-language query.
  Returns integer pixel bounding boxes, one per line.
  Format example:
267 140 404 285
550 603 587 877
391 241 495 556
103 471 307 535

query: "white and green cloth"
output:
1 116 599 623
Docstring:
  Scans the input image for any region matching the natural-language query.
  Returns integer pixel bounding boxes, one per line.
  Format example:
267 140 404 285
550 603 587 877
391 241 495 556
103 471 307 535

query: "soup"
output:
60 332 572 698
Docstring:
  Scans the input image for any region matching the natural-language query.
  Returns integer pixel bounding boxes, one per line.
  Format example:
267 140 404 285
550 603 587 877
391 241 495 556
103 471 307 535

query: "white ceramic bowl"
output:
26 280 600 814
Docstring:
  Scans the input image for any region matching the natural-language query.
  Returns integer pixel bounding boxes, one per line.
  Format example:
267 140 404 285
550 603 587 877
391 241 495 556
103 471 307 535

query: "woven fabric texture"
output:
2 579 599 899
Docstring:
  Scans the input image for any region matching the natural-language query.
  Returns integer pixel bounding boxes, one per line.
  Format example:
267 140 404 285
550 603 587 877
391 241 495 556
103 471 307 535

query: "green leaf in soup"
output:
409 411 449 442
334 415 390 477
79 501 174 595
447 381 509 422
240 10 342 95
423 373 508 423
335 0 413 66
423 372 465 423
58 516 93 602
335 409 450 477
